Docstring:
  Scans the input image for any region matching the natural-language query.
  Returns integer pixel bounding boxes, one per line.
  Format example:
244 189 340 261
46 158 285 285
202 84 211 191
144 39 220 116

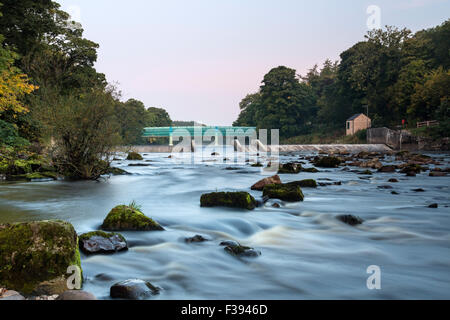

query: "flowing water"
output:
1 148 449 300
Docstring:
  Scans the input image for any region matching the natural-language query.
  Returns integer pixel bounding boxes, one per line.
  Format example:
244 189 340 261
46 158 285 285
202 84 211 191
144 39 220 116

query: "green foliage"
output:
128 200 142 212
0 120 30 147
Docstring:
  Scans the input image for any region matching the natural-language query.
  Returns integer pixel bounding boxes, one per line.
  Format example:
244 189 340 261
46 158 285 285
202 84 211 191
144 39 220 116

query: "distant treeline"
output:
234 21 449 140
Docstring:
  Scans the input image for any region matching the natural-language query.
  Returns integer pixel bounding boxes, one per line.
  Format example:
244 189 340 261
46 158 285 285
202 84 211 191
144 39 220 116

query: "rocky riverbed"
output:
0 148 449 299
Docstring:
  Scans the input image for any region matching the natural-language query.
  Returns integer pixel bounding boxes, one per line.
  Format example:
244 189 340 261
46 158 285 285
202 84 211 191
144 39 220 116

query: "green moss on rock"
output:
286 179 318 188
200 192 256 210
79 231 126 242
102 205 164 231
0 220 82 295
126 152 143 161
263 184 304 202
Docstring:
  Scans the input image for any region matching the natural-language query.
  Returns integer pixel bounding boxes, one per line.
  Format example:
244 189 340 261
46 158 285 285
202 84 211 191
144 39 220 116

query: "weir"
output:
137 126 392 153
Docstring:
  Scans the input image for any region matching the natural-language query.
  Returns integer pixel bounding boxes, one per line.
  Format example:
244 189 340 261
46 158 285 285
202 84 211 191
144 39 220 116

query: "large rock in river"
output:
110 279 160 300
0 220 82 295
126 152 143 161
79 231 128 255
200 192 256 210
313 156 342 168
263 184 304 202
102 205 164 231
278 163 302 174
251 175 282 191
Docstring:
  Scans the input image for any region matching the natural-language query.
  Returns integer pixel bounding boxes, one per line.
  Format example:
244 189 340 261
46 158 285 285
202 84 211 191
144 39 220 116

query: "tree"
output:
146 107 172 127
0 35 37 115
256 66 316 138
34 87 121 180
409 68 450 121
114 99 149 145
233 93 261 127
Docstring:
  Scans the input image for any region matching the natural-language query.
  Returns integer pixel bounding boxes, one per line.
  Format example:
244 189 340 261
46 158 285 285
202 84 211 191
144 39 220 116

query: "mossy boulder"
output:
79 231 128 255
0 220 82 296
126 152 143 161
278 162 302 174
102 206 164 231
286 179 318 188
263 184 304 202
313 156 342 168
200 192 256 210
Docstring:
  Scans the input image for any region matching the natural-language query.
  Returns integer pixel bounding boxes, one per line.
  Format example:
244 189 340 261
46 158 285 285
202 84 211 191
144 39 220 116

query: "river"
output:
1 148 449 299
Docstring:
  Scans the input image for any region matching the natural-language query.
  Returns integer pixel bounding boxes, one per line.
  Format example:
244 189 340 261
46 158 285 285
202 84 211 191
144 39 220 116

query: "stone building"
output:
346 113 371 136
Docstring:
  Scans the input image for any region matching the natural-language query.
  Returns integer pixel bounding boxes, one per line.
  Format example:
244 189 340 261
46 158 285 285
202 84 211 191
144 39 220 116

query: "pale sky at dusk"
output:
57 0 450 125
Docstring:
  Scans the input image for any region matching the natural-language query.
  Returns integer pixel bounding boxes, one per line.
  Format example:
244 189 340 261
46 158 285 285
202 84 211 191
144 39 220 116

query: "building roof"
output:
347 113 367 121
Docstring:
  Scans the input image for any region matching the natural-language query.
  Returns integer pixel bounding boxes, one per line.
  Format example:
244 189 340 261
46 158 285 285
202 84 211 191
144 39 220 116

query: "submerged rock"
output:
107 167 130 175
200 192 256 210
388 178 399 183
378 185 393 190
378 166 396 173
412 188 425 192
263 184 304 202
286 179 318 188
400 164 425 174
318 181 342 187
110 279 160 300
271 202 281 208
313 156 342 168
429 171 447 177
278 162 302 174
0 290 25 300
221 242 261 258
360 159 383 170
185 235 209 243
126 152 143 161
128 163 151 167
57 290 97 300
428 203 438 209
302 167 319 173
0 220 82 295
336 215 364 226
102 205 164 231
219 240 240 247
79 231 128 255
251 175 282 191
